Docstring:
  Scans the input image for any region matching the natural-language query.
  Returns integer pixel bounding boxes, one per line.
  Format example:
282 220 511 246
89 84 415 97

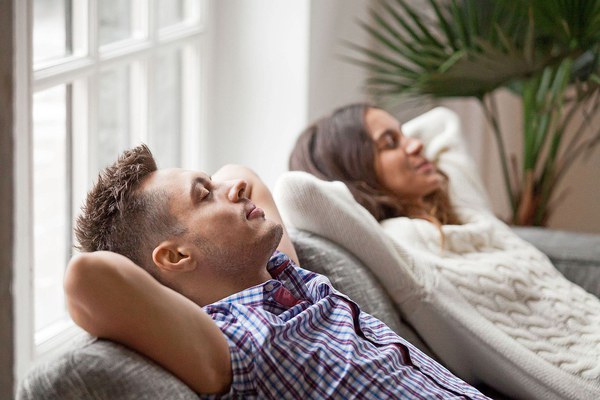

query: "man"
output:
66 144 489 399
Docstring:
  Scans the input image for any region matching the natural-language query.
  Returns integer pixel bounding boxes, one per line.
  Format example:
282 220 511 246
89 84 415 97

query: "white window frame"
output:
14 0 210 385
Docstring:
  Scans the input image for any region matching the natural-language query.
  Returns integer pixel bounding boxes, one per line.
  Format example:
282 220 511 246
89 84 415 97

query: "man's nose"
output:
227 179 248 202
405 137 423 155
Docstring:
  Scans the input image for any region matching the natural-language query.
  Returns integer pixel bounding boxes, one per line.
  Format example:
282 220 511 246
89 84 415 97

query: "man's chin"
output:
270 222 284 251
251 222 284 267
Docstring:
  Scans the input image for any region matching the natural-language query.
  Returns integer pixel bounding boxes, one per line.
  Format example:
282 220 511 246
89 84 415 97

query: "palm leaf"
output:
421 42 536 97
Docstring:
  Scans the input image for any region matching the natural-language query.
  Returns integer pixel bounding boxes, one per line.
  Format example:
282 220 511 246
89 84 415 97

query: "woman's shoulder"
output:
380 215 440 246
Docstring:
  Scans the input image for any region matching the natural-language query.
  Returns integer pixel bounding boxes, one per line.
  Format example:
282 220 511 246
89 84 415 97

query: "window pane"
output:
92 65 131 175
99 0 132 46
33 0 72 64
33 86 69 333
157 0 185 28
149 50 182 168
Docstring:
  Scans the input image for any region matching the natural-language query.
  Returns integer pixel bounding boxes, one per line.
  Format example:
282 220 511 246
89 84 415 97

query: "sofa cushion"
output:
18 335 199 400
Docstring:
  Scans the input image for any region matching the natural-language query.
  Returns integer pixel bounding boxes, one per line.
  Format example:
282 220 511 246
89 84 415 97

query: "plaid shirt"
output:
203 252 489 399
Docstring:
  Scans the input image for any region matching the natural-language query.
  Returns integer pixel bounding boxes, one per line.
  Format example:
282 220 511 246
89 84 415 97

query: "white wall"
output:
206 0 310 188
307 0 370 121
206 0 369 189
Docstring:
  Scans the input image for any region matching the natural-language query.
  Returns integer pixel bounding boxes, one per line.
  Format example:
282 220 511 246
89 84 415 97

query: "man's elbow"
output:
201 356 233 395
64 252 112 336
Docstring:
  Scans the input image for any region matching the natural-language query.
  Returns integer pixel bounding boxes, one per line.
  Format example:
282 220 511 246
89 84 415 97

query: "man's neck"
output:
184 266 272 307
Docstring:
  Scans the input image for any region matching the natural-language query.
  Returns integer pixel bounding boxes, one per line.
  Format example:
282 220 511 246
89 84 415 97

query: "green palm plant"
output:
348 0 600 225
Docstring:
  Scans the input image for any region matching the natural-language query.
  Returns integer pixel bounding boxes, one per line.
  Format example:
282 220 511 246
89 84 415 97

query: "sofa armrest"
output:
512 227 600 298
18 335 199 400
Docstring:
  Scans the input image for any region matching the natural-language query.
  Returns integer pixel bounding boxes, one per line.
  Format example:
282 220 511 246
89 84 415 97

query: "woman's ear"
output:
152 241 197 273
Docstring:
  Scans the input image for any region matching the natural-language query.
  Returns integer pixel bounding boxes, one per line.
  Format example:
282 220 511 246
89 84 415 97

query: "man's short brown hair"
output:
74 144 184 278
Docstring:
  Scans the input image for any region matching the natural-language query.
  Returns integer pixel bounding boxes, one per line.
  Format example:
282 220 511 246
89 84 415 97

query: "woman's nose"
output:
227 179 248 202
405 137 423 155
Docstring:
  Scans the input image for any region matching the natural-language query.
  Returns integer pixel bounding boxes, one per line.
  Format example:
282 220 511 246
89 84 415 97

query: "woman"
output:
283 103 600 399
289 103 463 228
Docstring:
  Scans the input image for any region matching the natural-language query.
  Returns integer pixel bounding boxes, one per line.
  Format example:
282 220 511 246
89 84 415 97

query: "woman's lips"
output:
416 161 435 173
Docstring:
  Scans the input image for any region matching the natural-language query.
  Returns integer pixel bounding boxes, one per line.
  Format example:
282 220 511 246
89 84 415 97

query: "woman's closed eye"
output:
379 130 400 150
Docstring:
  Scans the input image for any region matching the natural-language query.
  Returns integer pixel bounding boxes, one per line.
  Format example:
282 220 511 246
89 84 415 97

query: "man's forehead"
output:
142 168 211 190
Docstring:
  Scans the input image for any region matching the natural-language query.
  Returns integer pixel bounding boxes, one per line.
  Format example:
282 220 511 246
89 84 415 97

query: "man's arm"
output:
64 251 232 394
212 164 300 266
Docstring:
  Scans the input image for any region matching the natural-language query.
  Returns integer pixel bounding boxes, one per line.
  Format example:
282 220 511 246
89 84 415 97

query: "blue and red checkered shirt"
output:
203 252 489 399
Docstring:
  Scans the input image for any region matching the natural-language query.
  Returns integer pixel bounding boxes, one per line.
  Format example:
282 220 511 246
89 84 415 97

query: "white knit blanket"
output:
275 107 600 400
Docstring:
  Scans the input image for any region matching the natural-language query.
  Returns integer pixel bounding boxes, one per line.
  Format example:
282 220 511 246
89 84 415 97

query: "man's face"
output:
143 168 282 284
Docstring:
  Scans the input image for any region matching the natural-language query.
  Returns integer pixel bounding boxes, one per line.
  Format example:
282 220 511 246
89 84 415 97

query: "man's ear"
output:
152 241 197 273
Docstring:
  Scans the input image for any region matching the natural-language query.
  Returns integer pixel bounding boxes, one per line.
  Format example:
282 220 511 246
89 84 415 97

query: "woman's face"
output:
365 108 444 201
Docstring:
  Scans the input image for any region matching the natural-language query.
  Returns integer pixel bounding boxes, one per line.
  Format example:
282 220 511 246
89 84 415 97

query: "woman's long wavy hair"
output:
289 103 461 225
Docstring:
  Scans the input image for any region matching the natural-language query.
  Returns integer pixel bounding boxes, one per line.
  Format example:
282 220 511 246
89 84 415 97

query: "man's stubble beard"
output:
196 221 284 278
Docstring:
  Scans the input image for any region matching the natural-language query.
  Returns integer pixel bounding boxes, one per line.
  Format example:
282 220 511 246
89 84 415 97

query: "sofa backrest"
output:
291 229 435 358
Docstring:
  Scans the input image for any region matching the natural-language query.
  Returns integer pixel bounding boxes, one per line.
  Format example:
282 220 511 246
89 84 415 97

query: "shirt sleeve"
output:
203 307 257 398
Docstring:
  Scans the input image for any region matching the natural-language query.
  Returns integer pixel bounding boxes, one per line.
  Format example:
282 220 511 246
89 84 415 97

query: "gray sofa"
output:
18 227 600 400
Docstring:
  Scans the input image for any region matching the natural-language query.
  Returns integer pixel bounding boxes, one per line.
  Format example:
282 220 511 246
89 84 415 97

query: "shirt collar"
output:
206 252 293 307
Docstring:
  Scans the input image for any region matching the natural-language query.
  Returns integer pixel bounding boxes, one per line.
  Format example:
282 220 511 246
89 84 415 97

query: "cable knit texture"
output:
275 107 600 400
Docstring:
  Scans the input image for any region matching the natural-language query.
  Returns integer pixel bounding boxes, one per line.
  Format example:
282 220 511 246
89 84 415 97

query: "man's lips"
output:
246 204 265 219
